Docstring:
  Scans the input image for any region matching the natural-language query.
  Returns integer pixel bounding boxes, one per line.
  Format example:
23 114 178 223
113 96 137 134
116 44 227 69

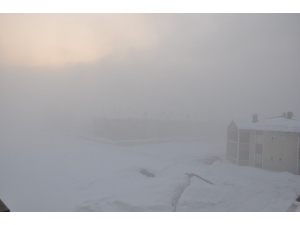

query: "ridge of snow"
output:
235 117 300 133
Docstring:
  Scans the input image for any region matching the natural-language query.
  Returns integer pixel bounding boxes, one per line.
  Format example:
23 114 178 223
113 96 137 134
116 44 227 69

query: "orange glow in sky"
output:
0 14 157 68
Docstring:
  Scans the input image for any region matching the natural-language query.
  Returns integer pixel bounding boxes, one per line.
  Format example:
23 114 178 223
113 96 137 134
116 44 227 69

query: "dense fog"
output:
1 14 300 212
1 14 300 137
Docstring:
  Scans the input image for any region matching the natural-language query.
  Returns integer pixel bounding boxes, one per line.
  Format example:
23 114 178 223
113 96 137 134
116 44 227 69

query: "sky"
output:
0 14 300 130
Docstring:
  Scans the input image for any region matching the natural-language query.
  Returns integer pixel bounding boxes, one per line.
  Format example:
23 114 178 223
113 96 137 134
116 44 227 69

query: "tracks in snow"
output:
173 173 214 211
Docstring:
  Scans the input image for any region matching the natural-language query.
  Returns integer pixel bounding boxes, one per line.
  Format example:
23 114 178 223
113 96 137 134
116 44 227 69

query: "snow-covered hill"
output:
1 130 299 212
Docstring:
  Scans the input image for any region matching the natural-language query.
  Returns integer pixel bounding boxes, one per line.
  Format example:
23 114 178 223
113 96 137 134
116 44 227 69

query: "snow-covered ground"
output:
1 129 300 212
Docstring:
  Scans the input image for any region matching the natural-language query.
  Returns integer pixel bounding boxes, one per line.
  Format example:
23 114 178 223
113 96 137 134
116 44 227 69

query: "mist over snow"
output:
1 14 300 212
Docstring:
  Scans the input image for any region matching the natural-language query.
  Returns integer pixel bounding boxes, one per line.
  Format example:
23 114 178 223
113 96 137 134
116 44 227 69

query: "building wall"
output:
226 120 300 175
238 130 250 166
93 117 202 140
262 131 298 174
298 133 300 174
248 130 256 167
226 121 238 163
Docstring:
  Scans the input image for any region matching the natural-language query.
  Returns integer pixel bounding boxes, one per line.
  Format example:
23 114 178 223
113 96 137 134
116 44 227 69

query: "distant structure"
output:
93 111 201 141
226 112 300 175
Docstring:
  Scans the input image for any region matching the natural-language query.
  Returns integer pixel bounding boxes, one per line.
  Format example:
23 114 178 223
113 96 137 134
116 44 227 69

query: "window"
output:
270 156 273 161
256 134 263 144
240 131 250 143
239 150 249 160
270 136 275 140
255 153 262 164
278 157 283 162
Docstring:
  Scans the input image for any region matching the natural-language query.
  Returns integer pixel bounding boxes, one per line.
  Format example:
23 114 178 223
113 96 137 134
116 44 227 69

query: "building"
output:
93 111 201 141
226 112 300 175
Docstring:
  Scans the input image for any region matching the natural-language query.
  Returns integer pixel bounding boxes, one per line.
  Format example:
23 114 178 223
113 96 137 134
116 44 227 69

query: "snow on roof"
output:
235 117 300 133
234 119 251 129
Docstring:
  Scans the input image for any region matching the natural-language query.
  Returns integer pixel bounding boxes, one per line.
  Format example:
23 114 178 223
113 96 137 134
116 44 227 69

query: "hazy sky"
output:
0 14 300 126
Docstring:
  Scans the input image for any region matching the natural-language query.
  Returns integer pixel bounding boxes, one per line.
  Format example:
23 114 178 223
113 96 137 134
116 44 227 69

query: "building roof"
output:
234 117 300 133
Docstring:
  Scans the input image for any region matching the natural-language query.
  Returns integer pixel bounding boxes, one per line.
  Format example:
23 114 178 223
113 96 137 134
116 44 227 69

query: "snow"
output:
235 117 300 133
1 129 300 212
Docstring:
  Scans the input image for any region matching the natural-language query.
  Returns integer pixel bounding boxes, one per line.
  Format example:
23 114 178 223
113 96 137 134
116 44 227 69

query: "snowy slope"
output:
1 130 299 212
